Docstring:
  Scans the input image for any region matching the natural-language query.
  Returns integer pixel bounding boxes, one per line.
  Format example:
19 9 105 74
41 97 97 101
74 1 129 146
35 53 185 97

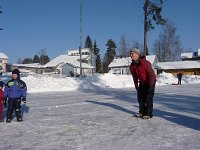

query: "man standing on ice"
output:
129 48 156 119
177 72 182 85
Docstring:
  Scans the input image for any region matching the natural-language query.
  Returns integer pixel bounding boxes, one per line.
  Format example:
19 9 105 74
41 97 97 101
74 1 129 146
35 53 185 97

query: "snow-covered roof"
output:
109 55 157 68
12 63 44 68
156 60 200 69
67 48 90 55
44 54 89 67
0 52 8 59
181 52 193 59
146 55 158 64
109 57 131 68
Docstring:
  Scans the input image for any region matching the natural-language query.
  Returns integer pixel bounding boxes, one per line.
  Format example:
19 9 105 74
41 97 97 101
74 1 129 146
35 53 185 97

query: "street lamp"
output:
79 0 83 76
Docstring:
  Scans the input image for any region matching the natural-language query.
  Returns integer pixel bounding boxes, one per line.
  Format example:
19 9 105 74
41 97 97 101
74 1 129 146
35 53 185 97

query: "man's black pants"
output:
137 84 155 117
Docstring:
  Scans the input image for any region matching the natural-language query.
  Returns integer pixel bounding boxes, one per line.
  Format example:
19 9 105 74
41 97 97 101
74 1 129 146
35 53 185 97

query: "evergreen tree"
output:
22 58 33 64
103 39 117 73
84 35 93 50
102 55 108 73
93 41 101 73
105 39 117 64
39 55 50 65
143 0 166 55
84 35 93 66
33 55 40 63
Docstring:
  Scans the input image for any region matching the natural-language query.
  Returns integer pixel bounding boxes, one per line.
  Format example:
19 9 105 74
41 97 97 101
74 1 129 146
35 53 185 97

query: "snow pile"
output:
1 72 200 93
182 75 200 83
22 74 80 92
87 73 133 88
21 73 134 93
156 72 178 85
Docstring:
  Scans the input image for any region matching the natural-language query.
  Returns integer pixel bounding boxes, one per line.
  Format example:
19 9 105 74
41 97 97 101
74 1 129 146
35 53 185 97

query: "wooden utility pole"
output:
0 7 3 30
144 0 148 56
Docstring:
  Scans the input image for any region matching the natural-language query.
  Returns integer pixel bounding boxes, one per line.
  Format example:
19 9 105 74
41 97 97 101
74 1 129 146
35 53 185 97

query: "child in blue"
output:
4 69 27 123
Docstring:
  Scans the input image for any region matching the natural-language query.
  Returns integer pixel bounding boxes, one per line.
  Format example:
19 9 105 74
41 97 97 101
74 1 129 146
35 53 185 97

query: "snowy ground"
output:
0 80 200 150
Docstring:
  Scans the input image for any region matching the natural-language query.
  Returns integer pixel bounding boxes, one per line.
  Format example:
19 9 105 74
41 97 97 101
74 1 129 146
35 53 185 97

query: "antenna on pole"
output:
79 0 83 77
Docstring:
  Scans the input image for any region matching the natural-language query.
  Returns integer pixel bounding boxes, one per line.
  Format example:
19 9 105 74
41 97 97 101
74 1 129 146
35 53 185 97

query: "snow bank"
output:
1 72 200 93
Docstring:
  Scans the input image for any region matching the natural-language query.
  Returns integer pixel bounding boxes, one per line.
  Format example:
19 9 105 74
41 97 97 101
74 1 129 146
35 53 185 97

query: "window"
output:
194 52 198 56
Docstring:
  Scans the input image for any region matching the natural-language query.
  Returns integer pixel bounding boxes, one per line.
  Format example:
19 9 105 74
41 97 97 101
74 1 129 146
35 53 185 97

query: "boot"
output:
17 118 23 122
6 119 11 123
134 113 143 118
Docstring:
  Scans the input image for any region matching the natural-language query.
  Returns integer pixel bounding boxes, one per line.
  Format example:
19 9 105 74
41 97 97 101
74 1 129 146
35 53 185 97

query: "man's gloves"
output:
4 97 7 107
135 85 138 91
21 97 26 103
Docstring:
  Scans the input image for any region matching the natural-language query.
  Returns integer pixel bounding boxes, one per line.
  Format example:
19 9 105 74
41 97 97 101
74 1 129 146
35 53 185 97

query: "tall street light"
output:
79 0 83 76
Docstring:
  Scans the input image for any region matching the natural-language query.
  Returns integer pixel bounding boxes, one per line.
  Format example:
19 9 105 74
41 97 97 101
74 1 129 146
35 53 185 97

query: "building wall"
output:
62 64 75 76
0 58 8 72
110 67 130 75
157 69 200 76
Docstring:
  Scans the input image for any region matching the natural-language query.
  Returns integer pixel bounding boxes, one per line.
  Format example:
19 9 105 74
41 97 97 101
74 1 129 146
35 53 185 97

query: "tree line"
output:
89 20 182 73
2 0 184 73
18 19 183 73
18 49 50 65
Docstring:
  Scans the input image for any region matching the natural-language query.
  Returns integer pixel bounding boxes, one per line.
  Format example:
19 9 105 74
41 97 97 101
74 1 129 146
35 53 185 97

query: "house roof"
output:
156 60 200 69
66 48 90 55
109 55 157 68
0 52 8 59
181 52 193 59
12 63 44 68
44 54 89 67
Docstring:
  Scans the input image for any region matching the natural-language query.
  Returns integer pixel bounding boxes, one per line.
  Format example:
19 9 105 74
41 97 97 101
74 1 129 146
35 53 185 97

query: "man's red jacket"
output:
129 56 156 88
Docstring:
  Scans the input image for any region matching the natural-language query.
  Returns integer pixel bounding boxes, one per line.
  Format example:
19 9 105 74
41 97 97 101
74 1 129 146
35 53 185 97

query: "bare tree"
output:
130 40 144 55
118 35 129 58
153 20 183 62
17 58 23 64
38 48 50 65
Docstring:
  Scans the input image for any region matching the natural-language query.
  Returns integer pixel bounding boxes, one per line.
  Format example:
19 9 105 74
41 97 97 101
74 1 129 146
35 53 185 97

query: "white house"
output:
12 63 45 74
181 48 200 61
0 52 8 73
44 48 96 76
66 48 96 69
12 48 96 76
108 55 158 75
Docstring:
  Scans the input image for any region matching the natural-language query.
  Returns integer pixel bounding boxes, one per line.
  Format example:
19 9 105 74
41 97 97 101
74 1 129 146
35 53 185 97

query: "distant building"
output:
12 48 96 76
12 63 45 74
156 60 200 75
156 48 200 76
44 48 96 76
181 48 200 61
0 52 8 73
108 55 158 75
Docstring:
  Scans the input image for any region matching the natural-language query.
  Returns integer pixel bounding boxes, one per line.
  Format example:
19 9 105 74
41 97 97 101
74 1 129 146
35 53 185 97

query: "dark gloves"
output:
135 85 138 91
22 97 26 103
4 97 7 107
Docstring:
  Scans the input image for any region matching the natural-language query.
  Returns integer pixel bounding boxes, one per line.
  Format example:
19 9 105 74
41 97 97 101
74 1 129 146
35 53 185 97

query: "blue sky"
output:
0 0 200 63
